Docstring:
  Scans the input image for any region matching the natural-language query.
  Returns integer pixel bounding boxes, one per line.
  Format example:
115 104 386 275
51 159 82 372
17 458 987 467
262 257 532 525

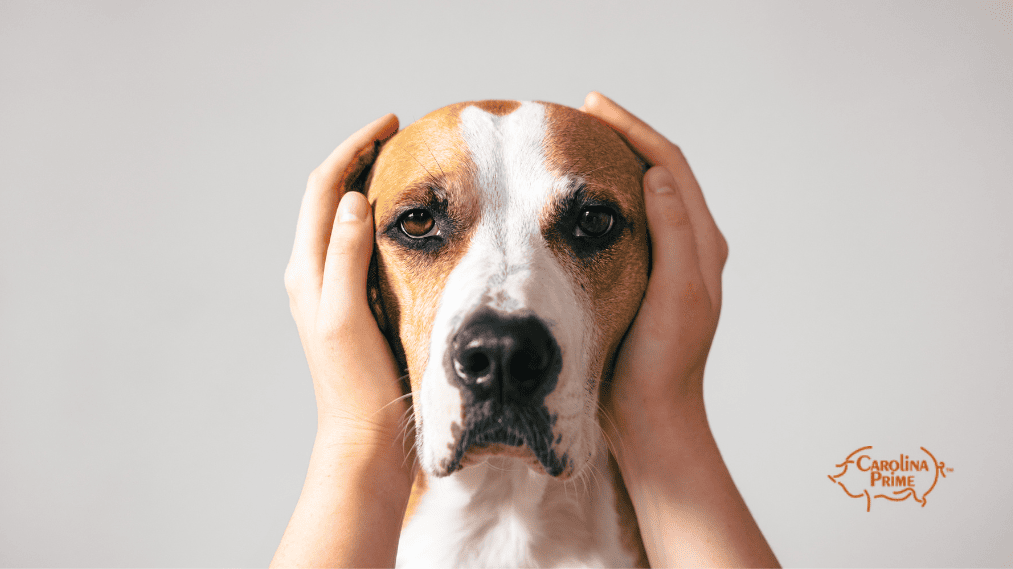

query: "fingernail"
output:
646 167 675 194
338 192 368 222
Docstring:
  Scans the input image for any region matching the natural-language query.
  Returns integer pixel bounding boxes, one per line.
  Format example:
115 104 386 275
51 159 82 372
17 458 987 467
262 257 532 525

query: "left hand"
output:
273 113 413 569
284 112 411 452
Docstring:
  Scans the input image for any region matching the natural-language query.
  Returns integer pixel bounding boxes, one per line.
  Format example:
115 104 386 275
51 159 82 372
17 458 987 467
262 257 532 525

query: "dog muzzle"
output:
440 306 568 475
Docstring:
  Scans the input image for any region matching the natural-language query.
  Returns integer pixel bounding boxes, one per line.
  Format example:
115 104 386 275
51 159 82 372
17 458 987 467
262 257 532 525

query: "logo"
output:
828 446 950 511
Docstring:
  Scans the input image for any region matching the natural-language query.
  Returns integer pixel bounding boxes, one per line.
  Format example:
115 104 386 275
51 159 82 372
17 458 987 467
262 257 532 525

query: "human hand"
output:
274 114 414 569
582 93 778 568
284 113 410 453
583 92 728 445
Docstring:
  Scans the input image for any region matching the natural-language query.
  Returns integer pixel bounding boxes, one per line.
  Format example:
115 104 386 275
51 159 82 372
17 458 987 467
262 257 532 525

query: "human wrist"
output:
316 406 404 445
273 409 412 569
609 390 780 568
611 387 713 480
312 417 415 494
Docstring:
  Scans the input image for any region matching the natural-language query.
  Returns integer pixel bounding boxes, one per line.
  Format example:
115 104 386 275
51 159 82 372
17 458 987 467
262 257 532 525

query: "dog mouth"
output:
440 402 569 477
433 306 571 477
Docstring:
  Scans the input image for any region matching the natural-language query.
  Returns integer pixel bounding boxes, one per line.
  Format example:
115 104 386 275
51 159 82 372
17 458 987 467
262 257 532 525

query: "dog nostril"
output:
454 349 492 383
508 351 539 376
507 339 552 392
465 351 490 376
446 308 561 403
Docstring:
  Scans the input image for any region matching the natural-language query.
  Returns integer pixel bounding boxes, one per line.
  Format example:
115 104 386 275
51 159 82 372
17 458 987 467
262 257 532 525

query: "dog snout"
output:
448 307 561 404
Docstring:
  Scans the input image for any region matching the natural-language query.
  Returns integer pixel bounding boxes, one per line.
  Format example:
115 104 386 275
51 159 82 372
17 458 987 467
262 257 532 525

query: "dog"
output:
339 100 651 567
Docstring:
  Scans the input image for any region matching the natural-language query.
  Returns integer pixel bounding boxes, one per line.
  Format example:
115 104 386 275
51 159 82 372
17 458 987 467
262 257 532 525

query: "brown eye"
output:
400 209 435 238
575 207 614 237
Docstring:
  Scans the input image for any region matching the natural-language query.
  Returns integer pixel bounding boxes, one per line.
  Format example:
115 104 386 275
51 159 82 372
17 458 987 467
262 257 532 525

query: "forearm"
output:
616 393 779 568
271 426 412 568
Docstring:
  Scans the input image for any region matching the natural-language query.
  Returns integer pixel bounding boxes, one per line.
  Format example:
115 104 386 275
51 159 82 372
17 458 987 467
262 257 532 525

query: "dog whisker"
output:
595 400 626 459
374 101 651 564
369 391 414 419
398 407 419 471
589 461 606 495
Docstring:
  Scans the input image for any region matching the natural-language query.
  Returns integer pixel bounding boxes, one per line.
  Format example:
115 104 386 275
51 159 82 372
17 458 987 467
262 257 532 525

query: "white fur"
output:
416 102 599 476
399 102 633 567
398 438 635 568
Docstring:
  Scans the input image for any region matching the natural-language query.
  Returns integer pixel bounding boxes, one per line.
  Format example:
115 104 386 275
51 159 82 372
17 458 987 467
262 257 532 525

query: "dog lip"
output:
467 420 527 447
438 402 569 477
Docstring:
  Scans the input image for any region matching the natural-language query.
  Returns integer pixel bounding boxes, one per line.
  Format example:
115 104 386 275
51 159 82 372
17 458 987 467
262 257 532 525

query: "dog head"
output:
352 100 648 479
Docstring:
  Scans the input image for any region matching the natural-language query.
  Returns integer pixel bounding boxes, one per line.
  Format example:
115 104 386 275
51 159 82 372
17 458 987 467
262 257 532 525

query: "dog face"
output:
363 101 648 479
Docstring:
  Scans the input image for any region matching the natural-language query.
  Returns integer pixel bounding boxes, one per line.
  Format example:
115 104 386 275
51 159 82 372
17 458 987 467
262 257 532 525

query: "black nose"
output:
447 307 561 404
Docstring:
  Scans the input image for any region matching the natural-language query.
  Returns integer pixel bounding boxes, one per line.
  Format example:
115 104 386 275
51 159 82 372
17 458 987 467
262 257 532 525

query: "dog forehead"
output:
367 101 522 214
540 102 645 212
368 100 641 210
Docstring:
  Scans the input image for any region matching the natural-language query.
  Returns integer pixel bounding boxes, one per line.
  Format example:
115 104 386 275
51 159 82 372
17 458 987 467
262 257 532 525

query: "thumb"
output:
641 166 708 312
319 191 374 317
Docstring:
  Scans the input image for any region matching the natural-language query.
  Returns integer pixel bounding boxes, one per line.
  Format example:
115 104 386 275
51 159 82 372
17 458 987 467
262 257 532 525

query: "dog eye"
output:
399 209 436 238
574 206 614 238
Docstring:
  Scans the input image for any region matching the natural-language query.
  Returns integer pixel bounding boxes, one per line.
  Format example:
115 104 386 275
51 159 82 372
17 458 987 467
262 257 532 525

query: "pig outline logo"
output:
828 445 947 512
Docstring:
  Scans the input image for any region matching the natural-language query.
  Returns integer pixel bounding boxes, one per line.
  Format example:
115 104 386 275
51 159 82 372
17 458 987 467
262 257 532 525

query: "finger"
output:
581 92 673 164
640 166 714 317
302 191 403 437
581 92 727 306
318 191 375 322
288 113 398 301
581 92 708 222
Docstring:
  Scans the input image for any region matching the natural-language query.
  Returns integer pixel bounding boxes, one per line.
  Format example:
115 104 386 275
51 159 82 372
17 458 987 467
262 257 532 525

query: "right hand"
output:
583 92 778 568
583 92 729 447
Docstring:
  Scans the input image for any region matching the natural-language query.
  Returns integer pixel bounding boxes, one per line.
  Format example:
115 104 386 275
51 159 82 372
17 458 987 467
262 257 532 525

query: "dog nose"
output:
448 307 561 404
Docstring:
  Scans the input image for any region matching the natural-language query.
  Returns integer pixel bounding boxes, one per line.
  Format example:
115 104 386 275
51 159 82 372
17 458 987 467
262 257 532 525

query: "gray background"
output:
1 1 1011 566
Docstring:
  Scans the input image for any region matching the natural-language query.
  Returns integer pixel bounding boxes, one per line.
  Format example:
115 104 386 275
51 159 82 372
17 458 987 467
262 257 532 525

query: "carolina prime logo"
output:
828 446 949 511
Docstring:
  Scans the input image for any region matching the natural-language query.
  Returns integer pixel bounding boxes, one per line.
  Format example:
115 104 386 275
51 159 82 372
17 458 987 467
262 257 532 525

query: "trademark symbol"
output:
946 467 954 472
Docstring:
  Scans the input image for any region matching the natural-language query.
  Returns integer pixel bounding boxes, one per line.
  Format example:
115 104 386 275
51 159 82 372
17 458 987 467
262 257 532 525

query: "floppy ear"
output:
331 131 410 386
630 143 652 281
605 124 650 175
332 132 396 336
602 125 652 280
336 136 388 195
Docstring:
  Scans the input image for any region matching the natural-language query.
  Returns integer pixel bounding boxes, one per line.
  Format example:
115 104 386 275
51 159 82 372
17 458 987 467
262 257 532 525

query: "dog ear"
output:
603 127 653 280
605 125 650 175
333 134 391 324
618 136 649 176
336 134 390 195
332 130 410 385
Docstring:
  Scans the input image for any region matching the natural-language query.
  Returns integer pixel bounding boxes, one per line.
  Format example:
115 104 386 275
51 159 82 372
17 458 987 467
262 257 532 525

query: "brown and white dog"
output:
340 100 650 567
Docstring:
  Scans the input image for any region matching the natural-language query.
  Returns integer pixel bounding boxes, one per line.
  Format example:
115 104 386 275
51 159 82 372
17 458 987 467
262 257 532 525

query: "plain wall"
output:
1 1 1011 566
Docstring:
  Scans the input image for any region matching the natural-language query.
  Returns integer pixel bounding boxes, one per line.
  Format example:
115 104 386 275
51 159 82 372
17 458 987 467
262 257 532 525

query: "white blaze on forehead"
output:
418 101 597 474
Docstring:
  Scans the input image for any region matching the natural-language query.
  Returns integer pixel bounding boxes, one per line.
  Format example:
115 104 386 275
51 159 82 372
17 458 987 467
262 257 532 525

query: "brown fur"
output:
539 101 650 403
359 101 649 560
402 470 428 529
609 452 651 567
367 104 481 395
541 102 650 566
